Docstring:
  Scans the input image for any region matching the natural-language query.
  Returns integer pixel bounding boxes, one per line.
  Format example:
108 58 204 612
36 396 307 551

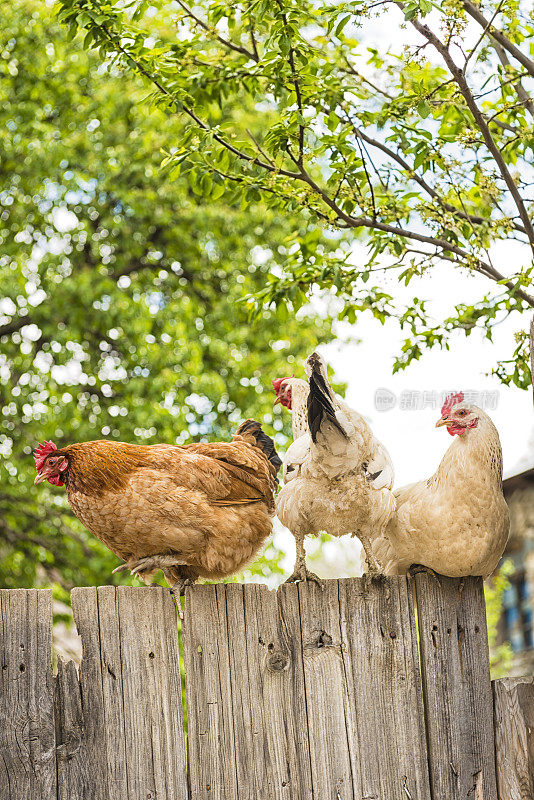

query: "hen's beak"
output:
274 396 281 406
435 417 450 428
34 471 47 484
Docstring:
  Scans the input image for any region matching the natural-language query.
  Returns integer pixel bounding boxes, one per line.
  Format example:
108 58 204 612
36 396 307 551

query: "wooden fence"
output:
0 576 532 800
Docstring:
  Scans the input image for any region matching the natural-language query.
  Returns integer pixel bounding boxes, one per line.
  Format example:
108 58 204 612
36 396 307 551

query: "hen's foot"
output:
169 576 195 597
357 534 383 579
362 561 385 580
409 563 441 583
168 577 196 621
113 554 185 578
284 565 324 588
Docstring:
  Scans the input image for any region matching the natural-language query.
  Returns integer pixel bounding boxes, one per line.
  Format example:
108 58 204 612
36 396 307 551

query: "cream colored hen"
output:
373 392 510 577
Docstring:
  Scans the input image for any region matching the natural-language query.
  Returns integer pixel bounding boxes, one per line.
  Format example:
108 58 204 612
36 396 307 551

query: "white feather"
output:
276 351 396 572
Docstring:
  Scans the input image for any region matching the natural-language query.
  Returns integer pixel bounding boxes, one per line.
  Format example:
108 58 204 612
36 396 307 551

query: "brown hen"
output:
34 420 281 593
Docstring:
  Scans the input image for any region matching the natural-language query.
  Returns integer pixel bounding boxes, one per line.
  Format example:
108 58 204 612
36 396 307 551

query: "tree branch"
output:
92 19 300 180
492 42 534 119
462 0 534 79
406 11 534 249
0 316 30 338
341 109 527 236
174 0 258 62
464 0 504 69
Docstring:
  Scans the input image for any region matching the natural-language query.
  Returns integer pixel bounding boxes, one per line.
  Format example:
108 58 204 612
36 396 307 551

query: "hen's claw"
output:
362 561 384 580
168 577 196 621
409 563 441 583
284 566 324 588
112 554 186 579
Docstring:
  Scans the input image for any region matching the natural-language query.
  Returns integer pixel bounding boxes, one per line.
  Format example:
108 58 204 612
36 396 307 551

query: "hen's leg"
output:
358 534 382 577
163 566 198 621
284 533 323 587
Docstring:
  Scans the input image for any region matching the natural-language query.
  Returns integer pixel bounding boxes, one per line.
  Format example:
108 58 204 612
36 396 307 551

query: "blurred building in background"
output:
498 464 534 675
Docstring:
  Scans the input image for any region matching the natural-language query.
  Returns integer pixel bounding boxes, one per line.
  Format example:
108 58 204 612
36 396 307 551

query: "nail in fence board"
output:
414 574 498 800
183 577 431 800
63 586 188 800
0 589 57 800
493 677 534 800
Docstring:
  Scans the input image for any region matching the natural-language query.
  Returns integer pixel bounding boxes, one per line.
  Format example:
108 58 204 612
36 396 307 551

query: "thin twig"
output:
355 137 377 218
404 7 534 250
174 0 258 62
464 0 504 69
492 42 534 120
462 0 534 78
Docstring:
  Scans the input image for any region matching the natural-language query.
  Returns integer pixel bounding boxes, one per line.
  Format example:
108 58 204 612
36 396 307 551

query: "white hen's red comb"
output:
272 376 293 393
33 440 57 471
441 391 464 417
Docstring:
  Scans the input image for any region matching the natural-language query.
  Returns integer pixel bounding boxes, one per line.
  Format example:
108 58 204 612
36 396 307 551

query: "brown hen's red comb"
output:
441 391 464 417
33 440 57 471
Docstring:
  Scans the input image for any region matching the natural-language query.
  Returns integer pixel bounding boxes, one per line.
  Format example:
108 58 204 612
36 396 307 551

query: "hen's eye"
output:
458 410 467 416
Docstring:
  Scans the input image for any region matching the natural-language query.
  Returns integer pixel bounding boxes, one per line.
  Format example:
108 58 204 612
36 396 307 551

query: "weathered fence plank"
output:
337 576 431 800
183 577 431 800
493 676 534 800
182 582 313 800
55 657 87 800
0 588 57 800
414 574 498 800
66 586 188 800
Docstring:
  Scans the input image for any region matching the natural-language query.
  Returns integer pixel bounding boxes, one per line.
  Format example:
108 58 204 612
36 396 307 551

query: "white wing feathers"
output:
283 434 309 482
364 438 394 490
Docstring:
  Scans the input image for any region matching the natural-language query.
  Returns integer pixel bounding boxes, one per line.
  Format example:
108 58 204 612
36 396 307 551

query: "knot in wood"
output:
267 651 289 672
316 631 333 648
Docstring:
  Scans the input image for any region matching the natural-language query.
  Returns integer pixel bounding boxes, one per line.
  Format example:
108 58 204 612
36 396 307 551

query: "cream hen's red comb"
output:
441 391 464 417
33 440 57 471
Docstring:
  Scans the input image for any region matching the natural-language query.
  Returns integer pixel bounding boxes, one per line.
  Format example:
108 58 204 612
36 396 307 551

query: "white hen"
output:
274 352 396 582
373 391 510 577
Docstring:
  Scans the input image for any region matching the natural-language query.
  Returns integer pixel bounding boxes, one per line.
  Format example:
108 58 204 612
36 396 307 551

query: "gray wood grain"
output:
1 579 523 800
69 586 188 800
414 574 498 800
244 581 312 800
183 577 431 800
0 588 57 800
55 657 87 800
182 581 313 800
181 583 238 800
336 576 431 800
493 677 534 800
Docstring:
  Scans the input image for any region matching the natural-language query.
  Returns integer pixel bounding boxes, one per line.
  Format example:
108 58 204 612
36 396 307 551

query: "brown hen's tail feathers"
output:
235 419 282 476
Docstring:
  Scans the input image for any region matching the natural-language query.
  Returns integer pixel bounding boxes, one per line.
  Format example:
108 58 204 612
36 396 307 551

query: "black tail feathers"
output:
307 364 348 444
236 419 282 475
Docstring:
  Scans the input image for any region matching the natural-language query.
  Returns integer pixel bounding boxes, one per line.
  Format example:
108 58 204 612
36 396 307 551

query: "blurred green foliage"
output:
0 0 335 590
485 559 514 678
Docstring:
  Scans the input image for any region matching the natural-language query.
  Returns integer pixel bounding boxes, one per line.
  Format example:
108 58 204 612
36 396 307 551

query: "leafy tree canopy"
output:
58 0 534 387
0 1 334 591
